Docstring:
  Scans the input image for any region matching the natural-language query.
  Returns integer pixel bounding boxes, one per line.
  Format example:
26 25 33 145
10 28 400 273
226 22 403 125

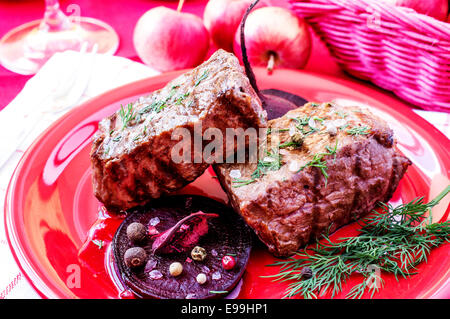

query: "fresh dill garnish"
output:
266 127 291 135
290 116 320 136
290 116 309 126
150 101 166 113
232 178 257 187
232 148 282 187
279 140 301 149
264 186 450 299
194 70 209 87
334 111 348 118
312 116 325 123
138 85 181 115
175 96 183 105
347 126 371 136
139 102 156 114
209 290 228 294
119 103 136 129
92 239 104 250
112 135 122 142
251 148 283 179
297 139 339 185
175 91 190 105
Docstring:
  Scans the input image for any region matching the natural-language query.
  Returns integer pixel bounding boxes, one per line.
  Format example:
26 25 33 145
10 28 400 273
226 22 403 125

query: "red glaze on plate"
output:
4 68 450 299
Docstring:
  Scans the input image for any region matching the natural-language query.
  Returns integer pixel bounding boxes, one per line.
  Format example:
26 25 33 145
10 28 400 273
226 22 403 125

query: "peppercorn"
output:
169 262 183 277
221 255 236 270
126 222 147 242
291 133 304 147
326 124 337 136
191 246 207 261
196 273 207 285
301 267 313 279
124 247 147 268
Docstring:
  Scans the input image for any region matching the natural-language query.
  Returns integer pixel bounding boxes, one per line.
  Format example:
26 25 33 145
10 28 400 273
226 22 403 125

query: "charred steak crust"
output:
91 50 266 212
214 102 411 257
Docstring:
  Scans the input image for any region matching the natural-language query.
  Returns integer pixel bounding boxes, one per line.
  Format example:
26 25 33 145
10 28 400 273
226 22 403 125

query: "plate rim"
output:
4 67 450 299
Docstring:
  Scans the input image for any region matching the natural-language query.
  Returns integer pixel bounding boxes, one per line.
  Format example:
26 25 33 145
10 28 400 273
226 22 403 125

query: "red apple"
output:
233 6 311 72
204 0 265 52
380 0 448 21
133 3 209 72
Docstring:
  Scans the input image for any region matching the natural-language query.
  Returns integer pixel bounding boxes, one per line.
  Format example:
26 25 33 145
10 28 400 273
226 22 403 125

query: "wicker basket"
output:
290 0 450 112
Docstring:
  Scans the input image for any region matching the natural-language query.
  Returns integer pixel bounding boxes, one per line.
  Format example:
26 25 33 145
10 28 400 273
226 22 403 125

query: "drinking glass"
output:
0 0 119 75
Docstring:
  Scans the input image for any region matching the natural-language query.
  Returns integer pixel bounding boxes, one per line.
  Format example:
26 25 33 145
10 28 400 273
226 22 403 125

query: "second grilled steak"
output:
214 102 411 257
91 50 266 212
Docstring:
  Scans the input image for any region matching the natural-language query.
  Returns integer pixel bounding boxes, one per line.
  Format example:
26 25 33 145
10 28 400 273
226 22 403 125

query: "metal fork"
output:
0 42 98 168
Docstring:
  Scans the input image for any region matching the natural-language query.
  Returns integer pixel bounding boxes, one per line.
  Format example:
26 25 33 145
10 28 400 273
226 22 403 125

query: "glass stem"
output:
40 0 72 32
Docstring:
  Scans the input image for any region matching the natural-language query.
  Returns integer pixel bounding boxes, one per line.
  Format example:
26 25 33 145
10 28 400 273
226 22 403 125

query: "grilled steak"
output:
91 50 266 212
214 102 411 257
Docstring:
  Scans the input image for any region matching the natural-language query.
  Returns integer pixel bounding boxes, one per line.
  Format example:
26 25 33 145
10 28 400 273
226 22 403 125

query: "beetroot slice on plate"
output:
151 211 219 254
261 89 307 120
112 195 253 299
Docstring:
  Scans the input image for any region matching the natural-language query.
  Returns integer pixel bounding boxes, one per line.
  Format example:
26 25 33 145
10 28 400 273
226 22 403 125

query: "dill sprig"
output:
138 85 182 115
232 148 282 187
264 186 450 299
290 116 323 136
297 139 338 185
346 125 371 136
279 140 301 149
194 70 209 87
252 148 283 179
92 239 104 250
139 100 163 114
118 103 136 129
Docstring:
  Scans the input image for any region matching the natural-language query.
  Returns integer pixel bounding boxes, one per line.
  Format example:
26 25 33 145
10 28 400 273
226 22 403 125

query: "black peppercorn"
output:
301 267 313 279
191 246 207 261
291 133 304 147
124 247 147 268
126 222 147 242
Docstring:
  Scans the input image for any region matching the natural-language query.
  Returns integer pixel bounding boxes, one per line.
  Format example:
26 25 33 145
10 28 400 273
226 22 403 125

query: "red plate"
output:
4 68 450 299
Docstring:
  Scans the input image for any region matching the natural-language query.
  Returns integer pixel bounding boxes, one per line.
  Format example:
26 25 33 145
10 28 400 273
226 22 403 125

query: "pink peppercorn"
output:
221 255 236 270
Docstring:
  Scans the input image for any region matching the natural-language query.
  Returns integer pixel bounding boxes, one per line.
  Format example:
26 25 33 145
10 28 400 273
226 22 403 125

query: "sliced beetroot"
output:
152 211 218 254
261 89 308 120
112 195 253 299
239 0 308 120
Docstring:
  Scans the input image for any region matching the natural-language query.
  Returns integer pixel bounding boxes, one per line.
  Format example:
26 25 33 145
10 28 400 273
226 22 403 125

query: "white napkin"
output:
0 51 158 299
0 51 448 299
